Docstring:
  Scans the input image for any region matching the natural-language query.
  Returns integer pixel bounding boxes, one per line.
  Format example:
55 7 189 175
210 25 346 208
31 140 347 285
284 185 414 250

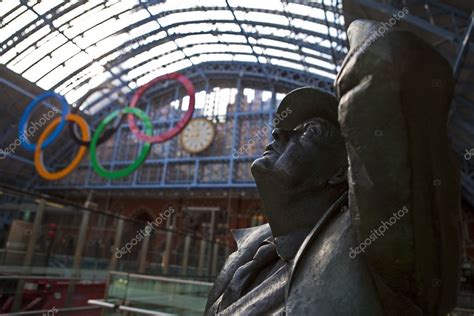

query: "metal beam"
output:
63 49 335 99
50 15 343 91
354 0 460 42
6 4 343 69
3 3 345 87
20 2 130 92
55 30 336 95
225 0 273 85
0 152 34 166
454 12 474 79
1 2 105 60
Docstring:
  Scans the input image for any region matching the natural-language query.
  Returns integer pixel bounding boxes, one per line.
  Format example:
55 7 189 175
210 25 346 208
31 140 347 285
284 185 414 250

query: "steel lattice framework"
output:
0 0 348 192
1 0 473 204
0 0 347 103
31 61 337 191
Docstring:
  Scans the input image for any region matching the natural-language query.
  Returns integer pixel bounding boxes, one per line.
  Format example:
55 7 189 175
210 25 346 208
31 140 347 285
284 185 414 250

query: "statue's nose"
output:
272 128 290 142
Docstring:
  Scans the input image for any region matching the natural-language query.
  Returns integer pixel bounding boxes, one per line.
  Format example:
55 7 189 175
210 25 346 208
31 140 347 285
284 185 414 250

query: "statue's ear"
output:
328 167 347 186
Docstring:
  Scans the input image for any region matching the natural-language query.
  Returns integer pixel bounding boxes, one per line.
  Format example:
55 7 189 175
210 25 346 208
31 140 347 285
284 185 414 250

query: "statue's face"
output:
251 117 345 188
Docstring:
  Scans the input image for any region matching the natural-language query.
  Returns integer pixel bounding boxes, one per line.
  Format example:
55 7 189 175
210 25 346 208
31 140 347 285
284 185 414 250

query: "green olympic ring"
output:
90 107 152 180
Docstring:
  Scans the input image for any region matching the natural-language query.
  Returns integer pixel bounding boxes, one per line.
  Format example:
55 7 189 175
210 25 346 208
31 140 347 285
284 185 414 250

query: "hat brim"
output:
276 87 339 130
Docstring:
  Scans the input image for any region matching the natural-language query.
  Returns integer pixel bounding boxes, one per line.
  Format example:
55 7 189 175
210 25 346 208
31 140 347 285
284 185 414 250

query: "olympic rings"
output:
90 107 153 180
18 91 70 151
128 72 195 144
69 83 127 147
20 73 195 180
35 114 90 180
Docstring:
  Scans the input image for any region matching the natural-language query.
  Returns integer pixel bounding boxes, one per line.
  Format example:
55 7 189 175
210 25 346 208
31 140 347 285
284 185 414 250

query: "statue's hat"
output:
275 87 339 129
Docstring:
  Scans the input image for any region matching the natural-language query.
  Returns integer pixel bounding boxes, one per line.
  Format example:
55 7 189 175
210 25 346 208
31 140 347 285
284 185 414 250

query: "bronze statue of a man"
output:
205 19 461 315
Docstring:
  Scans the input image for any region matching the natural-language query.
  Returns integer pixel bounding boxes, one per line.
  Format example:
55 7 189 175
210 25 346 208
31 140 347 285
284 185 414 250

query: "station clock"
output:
180 118 216 154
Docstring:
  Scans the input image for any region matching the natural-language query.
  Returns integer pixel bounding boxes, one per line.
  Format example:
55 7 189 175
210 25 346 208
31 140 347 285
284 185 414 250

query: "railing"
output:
2 306 101 315
88 271 213 316
0 275 105 315
0 185 227 314
451 307 474 316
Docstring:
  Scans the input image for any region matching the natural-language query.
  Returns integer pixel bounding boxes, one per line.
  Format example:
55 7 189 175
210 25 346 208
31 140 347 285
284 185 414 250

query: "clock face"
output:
180 118 216 154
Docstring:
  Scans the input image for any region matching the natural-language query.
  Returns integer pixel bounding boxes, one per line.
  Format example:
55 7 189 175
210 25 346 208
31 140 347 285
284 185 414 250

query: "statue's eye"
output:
304 125 321 138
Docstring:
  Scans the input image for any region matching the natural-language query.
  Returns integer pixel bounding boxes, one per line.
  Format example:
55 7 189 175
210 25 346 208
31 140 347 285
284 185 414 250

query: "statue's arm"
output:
337 51 414 289
335 26 460 314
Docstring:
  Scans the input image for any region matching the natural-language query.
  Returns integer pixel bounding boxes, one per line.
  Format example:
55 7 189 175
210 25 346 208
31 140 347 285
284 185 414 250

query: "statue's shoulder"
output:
286 210 385 315
204 224 272 315
287 203 422 315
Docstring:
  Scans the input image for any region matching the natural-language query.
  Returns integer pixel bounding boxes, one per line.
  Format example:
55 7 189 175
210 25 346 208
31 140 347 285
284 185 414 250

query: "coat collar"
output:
286 192 348 297
231 223 271 249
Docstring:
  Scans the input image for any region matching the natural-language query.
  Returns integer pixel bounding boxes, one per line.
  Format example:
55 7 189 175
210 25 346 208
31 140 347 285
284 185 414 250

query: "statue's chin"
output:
251 156 273 177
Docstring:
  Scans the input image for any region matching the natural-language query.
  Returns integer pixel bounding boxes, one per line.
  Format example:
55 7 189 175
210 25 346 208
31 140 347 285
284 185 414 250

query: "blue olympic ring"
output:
18 91 70 151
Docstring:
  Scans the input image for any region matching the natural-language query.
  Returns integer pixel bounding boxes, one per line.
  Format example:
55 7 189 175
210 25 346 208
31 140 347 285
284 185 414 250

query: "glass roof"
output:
0 0 347 106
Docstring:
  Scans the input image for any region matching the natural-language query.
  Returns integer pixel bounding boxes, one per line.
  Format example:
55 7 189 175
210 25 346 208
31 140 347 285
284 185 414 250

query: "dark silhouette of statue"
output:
205 19 461 315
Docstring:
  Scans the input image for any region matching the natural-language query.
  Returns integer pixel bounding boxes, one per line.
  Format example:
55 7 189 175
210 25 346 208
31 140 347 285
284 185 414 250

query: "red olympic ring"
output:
127 72 195 143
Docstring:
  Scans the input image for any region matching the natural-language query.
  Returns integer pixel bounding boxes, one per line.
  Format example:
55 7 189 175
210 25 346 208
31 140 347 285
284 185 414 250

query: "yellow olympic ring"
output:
34 114 90 180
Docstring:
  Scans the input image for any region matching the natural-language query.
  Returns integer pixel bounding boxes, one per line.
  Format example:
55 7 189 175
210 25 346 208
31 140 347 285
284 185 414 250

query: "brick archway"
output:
129 206 156 222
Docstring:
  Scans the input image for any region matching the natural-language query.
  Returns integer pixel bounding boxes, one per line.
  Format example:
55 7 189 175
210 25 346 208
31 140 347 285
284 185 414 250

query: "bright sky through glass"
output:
0 0 346 109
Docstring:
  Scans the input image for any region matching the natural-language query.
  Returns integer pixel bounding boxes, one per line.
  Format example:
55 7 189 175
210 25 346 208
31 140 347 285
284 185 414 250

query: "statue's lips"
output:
263 144 280 156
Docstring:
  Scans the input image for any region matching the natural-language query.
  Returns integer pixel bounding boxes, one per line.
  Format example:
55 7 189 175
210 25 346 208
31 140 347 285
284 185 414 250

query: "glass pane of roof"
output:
0 10 32 43
7 26 50 63
160 10 234 27
32 0 63 15
235 11 289 26
229 0 284 11
175 34 220 47
52 2 97 28
2 6 27 26
0 2 19 17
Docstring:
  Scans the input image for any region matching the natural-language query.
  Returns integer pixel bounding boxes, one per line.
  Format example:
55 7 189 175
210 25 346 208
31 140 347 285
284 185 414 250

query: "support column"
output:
138 233 150 274
109 218 124 271
229 78 242 185
162 231 172 274
12 199 45 312
161 212 175 274
211 242 219 277
207 210 217 279
65 192 93 308
454 12 474 79
197 239 207 276
181 235 191 276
